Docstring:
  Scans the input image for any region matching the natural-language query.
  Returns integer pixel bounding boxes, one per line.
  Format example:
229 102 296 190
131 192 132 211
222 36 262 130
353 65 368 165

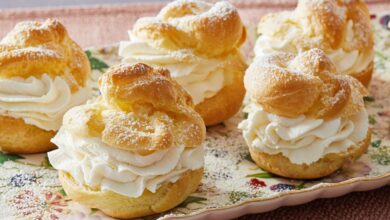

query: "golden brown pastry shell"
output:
0 116 56 154
248 129 371 179
195 53 247 126
350 61 374 88
59 168 203 219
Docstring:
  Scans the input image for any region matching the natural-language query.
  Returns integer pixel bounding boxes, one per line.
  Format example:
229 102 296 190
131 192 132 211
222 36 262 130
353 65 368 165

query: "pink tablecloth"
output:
0 0 389 47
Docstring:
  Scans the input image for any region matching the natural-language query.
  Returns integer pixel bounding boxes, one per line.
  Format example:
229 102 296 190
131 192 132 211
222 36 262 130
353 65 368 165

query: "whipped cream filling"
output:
0 74 92 131
119 32 226 104
255 19 373 75
48 128 204 198
238 104 368 165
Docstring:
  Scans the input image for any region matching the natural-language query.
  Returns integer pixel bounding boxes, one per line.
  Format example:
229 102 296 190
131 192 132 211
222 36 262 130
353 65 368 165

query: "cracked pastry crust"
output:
65 63 206 153
245 49 367 120
0 19 89 91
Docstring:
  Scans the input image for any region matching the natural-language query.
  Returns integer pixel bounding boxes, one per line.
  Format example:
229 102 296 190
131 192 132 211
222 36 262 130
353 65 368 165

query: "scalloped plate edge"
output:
162 174 390 220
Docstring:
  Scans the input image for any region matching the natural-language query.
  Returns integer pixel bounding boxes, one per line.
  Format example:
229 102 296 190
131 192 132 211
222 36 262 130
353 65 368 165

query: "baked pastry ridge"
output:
255 0 374 86
119 0 247 126
0 19 91 153
239 49 371 179
48 63 206 218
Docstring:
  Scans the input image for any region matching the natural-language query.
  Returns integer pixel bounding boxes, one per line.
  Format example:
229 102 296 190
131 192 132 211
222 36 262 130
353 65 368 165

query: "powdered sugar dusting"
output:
8 46 63 59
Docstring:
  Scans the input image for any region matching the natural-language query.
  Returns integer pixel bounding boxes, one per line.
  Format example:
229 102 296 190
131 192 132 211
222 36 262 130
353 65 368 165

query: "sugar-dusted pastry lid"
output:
132 0 246 58
64 63 206 153
0 19 90 92
244 49 367 120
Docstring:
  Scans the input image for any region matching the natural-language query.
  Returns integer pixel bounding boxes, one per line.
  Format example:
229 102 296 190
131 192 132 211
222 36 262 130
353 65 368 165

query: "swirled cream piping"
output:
119 32 226 104
255 18 373 75
48 127 204 198
238 104 368 165
0 74 92 131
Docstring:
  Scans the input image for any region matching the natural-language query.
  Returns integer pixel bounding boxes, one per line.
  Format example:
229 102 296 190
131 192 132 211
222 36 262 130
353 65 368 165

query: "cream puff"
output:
239 49 371 179
48 63 205 219
255 0 374 86
0 19 92 154
119 0 247 126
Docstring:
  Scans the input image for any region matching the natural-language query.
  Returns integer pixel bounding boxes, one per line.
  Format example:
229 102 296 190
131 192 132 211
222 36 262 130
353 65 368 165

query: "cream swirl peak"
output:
119 32 228 105
0 74 92 131
48 127 204 198
238 104 369 165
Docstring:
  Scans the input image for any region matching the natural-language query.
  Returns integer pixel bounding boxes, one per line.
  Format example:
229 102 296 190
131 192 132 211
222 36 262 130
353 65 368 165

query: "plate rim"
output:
161 172 390 220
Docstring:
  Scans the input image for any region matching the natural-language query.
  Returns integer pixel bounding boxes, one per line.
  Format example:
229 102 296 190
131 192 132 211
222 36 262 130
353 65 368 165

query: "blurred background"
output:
0 0 387 47
0 0 169 8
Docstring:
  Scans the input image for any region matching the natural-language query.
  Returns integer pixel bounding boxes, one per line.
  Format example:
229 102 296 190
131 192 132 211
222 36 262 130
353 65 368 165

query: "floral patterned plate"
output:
1 15 390 220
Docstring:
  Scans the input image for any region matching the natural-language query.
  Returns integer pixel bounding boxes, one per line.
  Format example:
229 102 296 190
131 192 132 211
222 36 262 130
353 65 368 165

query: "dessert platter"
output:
0 0 389 219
